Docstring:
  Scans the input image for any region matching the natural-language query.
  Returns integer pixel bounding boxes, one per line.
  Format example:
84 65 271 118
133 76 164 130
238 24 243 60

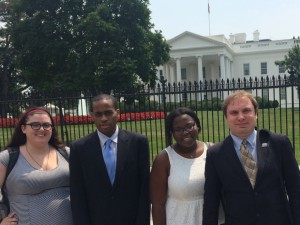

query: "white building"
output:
157 30 300 106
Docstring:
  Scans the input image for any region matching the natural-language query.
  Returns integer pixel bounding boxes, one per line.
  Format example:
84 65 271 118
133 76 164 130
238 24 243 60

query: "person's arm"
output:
0 212 18 225
69 142 91 225
0 163 7 190
0 151 14 223
150 150 169 225
135 136 151 225
203 149 222 225
277 135 300 225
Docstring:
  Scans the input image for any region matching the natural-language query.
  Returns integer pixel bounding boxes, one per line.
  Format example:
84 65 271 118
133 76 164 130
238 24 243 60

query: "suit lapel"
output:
113 129 130 188
88 132 113 188
255 130 271 186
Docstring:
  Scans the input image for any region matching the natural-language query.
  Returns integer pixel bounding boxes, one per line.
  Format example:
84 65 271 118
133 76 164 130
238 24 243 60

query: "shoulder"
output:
0 149 9 167
118 129 148 144
155 147 169 161
207 137 231 151
119 129 148 140
205 142 215 148
58 146 70 157
206 136 232 157
259 129 290 144
151 148 170 172
71 131 98 146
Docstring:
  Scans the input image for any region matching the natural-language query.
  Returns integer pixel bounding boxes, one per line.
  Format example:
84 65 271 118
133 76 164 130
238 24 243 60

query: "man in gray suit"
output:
203 90 300 225
69 94 150 225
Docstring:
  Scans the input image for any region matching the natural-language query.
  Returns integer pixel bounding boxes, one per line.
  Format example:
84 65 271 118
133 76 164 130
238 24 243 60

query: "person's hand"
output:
0 212 18 225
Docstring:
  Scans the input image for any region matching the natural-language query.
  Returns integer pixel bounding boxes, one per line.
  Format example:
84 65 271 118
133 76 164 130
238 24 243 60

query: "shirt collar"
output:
231 129 257 150
97 126 119 147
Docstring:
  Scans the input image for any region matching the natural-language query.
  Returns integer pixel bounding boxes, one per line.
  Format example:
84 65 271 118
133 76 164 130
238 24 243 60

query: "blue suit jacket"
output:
203 129 300 225
69 129 150 225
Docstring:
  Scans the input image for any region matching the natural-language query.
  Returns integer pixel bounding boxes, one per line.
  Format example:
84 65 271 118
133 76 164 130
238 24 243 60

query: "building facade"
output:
157 30 300 106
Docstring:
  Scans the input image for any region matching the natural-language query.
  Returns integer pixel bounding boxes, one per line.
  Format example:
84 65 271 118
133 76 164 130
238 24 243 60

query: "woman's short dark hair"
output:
5 107 64 149
165 107 201 146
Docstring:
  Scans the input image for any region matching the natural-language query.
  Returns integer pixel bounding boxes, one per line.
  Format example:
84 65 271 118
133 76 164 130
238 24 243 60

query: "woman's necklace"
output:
25 145 50 170
174 141 198 158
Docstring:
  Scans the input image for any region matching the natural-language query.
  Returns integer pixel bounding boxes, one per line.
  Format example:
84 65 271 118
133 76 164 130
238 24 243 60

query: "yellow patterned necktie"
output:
240 140 257 188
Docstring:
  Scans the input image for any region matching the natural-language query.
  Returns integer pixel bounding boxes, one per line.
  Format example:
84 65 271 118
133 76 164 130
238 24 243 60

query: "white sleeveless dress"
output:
165 145 207 225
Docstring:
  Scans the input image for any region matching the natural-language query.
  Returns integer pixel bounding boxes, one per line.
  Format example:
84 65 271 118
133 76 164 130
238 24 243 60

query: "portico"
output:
159 31 234 84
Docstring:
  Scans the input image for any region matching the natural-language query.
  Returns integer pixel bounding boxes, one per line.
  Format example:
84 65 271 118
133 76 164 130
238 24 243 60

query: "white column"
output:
166 64 170 83
230 60 234 79
226 57 230 80
169 63 175 84
163 64 169 82
176 58 181 83
197 56 203 81
219 54 226 80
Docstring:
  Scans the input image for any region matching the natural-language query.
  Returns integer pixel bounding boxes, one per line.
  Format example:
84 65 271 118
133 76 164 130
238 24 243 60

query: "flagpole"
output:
208 0 211 36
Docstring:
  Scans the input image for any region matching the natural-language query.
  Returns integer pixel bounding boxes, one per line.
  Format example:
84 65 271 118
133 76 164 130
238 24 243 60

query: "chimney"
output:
253 30 260 42
229 33 235 44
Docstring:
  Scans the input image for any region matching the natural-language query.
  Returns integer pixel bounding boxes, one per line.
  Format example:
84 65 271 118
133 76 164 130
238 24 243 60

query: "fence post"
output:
160 75 167 146
56 83 69 145
288 68 298 153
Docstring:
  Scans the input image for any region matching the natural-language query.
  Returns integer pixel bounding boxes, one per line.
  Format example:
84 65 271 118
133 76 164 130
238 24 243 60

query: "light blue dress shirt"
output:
230 130 257 163
97 126 119 165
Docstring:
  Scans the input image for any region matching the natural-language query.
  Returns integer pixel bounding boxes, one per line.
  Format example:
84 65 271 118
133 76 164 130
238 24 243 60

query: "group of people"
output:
0 91 299 225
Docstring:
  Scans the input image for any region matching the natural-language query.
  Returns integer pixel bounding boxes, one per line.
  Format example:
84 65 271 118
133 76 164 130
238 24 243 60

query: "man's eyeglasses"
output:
173 123 196 134
25 122 53 131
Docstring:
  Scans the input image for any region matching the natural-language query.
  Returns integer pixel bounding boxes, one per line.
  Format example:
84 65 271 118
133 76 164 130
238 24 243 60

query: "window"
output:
159 70 163 76
261 62 267 75
181 68 187 80
243 63 250 76
219 66 221 78
262 89 268 99
280 87 286 100
202 67 206 79
182 92 187 101
279 64 285 73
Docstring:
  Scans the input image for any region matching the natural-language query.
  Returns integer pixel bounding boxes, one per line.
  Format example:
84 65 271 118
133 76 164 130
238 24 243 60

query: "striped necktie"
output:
240 140 257 188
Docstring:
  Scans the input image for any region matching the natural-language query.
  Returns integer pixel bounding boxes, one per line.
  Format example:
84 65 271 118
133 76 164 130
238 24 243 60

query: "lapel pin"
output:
262 143 268 147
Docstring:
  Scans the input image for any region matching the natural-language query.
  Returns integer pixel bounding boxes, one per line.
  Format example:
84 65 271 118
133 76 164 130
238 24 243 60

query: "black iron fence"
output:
1 75 300 162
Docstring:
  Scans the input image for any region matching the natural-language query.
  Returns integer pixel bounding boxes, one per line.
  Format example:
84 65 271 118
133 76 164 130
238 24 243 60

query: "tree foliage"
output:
0 0 25 99
0 0 170 96
275 42 300 81
276 41 300 96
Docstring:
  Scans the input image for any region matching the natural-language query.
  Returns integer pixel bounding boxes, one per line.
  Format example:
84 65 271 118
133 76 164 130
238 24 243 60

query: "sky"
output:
149 0 300 41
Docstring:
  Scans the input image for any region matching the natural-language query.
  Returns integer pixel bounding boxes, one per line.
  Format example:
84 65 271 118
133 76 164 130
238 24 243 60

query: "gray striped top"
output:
0 148 73 225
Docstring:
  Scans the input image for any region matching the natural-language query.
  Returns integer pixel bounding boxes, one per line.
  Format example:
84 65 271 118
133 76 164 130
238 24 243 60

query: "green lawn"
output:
1 108 300 164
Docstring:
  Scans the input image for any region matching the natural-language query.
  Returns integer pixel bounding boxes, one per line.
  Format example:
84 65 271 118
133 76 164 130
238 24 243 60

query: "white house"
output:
157 30 300 106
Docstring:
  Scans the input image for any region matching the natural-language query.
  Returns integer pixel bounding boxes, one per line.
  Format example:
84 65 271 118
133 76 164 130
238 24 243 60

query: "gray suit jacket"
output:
69 129 150 225
203 129 300 225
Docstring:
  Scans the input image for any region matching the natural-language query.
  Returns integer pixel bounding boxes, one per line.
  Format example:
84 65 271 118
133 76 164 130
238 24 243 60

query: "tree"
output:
69 0 170 93
7 0 81 94
275 41 300 96
276 42 300 74
0 0 24 100
4 0 170 95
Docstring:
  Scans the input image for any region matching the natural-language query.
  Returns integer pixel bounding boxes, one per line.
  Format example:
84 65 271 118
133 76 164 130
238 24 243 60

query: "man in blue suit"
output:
69 94 150 225
203 90 300 225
